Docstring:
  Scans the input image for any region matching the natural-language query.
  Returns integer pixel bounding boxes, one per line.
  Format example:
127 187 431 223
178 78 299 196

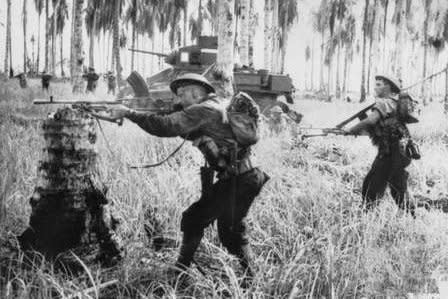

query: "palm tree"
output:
421 0 430 104
248 0 258 67
34 0 44 73
124 0 139 71
72 0 85 93
4 0 11 75
341 13 355 96
86 0 101 69
216 0 235 97
23 0 28 74
264 0 273 70
313 0 330 91
55 0 68 76
238 0 249 66
45 0 50 72
360 0 369 102
112 0 124 86
279 0 298 73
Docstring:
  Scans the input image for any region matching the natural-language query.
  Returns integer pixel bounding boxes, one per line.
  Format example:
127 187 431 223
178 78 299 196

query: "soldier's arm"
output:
125 105 210 137
346 110 381 135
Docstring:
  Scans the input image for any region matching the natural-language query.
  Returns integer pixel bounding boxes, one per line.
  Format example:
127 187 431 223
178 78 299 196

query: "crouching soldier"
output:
344 75 419 215
108 73 269 284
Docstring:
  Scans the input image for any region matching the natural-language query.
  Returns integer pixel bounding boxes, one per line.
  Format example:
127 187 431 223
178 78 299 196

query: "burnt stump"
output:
19 108 122 265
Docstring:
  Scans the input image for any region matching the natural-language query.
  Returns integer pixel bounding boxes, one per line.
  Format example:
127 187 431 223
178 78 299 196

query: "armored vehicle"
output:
127 36 297 117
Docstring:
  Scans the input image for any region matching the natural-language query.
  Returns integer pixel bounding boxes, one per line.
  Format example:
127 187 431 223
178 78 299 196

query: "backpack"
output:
395 92 419 124
226 92 260 146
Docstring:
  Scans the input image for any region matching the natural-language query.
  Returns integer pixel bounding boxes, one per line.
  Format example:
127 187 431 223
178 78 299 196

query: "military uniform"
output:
41 73 52 91
107 72 116 95
83 68 99 93
126 74 269 278
362 94 414 214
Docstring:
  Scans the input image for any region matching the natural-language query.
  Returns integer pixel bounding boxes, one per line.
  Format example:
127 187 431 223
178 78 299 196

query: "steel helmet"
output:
170 73 215 94
270 106 283 114
375 75 401 93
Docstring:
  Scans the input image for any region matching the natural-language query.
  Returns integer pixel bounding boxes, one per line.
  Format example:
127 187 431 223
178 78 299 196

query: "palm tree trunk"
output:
183 4 188 46
4 0 11 75
112 0 122 87
216 0 236 97
421 0 429 105
360 0 370 102
45 0 49 72
131 26 136 71
52 1 58 75
367 0 377 95
271 0 279 72
311 40 314 90
60 33 64 76
280 5 289 74
319 31 325 91
23 0 28 74
382 0 388 72
239 0 249 66
70 0 75 80
335 41 341 98
445 62 448 113
37 14 41 73
343 45 349 96
198 0 203 38
72 0 85 93
393 0 405 80
264 0 272 70
248 0 255 67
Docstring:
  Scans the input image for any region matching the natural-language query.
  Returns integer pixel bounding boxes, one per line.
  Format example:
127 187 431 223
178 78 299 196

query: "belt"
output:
217 157 253 180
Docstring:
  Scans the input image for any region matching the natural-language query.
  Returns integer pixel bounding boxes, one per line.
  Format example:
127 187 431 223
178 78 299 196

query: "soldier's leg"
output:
176 179 230 270
389 169 414 216
217 168 269 276
362 156 390 210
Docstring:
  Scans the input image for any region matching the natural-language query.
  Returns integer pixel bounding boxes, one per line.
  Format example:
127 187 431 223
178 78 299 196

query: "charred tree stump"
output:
19 108 122 265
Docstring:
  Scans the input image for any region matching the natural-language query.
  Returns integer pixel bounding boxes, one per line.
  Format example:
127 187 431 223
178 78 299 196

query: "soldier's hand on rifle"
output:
107 105 133 120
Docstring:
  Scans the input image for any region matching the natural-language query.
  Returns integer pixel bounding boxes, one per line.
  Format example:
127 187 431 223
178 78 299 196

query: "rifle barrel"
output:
128 48 169 57
33 99 124 105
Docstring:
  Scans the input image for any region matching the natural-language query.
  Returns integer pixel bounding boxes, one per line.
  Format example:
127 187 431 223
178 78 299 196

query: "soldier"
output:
108 73 269 284
267 106 289 134
15 73 27 88
107 71 116 95
344 75 415 215
41 71 52 92
83 67 100 93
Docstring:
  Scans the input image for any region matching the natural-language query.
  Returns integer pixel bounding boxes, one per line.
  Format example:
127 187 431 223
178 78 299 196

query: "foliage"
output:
1 79 448 298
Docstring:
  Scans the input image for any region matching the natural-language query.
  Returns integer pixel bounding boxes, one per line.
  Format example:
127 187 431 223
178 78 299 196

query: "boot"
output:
237 244 255 288
174 233 202 272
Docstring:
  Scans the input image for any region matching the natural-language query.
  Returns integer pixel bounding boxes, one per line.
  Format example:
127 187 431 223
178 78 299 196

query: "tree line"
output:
310 0 448 102
2 0 298 91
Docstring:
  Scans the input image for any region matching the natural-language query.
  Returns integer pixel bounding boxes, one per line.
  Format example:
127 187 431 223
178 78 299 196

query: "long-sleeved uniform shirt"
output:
127 98 242 163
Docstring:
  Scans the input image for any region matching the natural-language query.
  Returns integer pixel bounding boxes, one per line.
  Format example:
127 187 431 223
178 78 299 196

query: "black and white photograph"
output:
0 0 448 297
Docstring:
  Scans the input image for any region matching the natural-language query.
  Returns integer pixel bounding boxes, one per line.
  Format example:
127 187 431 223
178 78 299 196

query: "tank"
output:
128 36 296 115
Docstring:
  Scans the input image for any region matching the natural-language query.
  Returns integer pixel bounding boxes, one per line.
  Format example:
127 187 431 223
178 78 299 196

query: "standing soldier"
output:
344 75 418 215
108 73 269 285
15 73 27 88
41 71 52 92
83 67 100 93
107 71 116 95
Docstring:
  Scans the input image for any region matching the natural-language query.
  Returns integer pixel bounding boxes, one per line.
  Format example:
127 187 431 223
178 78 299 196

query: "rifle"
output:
33 71 174 125
301 103 374 140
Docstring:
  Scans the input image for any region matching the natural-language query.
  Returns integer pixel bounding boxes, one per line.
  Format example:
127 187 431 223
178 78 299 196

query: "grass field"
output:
1 78 448 298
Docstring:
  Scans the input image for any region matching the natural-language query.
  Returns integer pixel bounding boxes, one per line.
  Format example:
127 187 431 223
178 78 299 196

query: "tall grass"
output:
1 79 448 298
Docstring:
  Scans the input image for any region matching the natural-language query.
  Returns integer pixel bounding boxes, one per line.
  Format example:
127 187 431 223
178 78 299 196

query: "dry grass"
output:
1 78 448 298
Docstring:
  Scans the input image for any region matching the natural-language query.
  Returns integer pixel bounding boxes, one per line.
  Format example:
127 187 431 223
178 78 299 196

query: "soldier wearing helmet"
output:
344 74 415 215
109 73 269 285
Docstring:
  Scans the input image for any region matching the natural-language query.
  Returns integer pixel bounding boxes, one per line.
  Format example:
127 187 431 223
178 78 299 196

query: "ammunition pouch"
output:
405 139 421 160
